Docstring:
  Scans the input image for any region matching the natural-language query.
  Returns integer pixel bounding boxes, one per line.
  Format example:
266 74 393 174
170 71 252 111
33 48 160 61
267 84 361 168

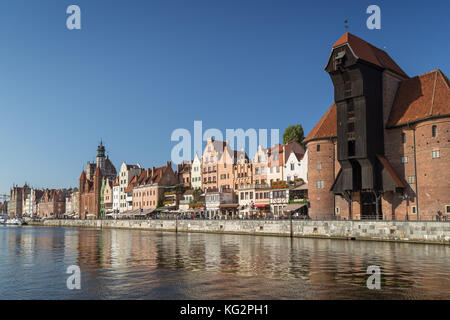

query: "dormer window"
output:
334 49 346 70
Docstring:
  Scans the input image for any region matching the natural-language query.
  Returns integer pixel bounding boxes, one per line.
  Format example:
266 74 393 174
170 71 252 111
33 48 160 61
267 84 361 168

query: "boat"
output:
0 214 8 224
4 217 26 225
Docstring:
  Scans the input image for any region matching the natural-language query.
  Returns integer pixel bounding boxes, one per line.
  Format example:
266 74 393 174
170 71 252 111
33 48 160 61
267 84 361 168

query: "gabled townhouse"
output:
217 142 236 192
233 149 252 192
252 145 269 186
202 138 227 192
103 178 114 215
112 177 120 213
267 144 284 186
118 162 142 212
37 189 67 218
130 162 179 212
190 152 202 190
177 161 192 188
284 149 308 183
64 188 78 217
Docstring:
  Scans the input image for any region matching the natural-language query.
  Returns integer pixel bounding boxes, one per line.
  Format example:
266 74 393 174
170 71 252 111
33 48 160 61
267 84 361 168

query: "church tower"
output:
96 140 106 171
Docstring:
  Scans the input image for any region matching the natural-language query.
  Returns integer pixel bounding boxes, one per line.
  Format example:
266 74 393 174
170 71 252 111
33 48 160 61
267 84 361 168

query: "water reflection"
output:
0 226 449 299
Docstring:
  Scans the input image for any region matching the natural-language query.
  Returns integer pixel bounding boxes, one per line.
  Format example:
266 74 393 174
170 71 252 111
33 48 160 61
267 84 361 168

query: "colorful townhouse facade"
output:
129 162 179 212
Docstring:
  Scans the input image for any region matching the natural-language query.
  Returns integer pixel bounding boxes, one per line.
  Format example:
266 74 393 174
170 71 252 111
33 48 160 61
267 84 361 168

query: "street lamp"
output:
400 193 410 221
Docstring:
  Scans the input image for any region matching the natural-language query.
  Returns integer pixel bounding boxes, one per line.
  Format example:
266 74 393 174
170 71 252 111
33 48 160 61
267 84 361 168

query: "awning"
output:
254 204 269 208
285 203 306 212
219 204 239 208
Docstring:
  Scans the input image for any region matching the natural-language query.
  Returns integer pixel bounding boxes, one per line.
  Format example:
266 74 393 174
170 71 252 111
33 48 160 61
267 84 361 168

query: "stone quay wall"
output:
28 219 450 245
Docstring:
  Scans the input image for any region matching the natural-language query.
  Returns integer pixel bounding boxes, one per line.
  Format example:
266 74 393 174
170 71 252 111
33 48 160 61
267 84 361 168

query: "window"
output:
316 180 324 189
317 162 322 170
432 125 437 137
402 133 406 144
411 206 417 214
446 205 450 214
401 156 408 164
348 140 355 157
432 150 440 159
255 168 259 175
408 176 415 184
335 207 340 214
347 100 355 120
290 163 295 170
317 144 320 152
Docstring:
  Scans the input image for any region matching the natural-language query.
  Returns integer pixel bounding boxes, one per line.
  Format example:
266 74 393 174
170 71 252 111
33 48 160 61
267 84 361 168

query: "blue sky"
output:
0 0 449 193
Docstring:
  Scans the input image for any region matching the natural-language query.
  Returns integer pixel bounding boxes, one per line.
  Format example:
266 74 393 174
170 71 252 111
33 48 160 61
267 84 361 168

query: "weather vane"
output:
344 19 349 31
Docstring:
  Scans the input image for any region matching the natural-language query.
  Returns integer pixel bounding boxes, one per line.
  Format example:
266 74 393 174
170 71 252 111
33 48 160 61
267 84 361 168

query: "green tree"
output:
283 124 305 147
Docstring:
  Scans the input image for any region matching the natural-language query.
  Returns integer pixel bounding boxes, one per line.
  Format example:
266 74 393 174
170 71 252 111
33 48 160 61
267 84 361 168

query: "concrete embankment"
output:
28 219 450 244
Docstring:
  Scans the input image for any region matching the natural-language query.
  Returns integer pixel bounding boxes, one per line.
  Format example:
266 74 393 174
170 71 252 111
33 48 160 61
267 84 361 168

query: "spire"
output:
97 140 106 158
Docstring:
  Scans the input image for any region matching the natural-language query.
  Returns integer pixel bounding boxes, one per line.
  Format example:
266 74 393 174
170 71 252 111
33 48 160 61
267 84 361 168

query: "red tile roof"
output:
304 104 337 143
333 32 408 78
387 70 450 127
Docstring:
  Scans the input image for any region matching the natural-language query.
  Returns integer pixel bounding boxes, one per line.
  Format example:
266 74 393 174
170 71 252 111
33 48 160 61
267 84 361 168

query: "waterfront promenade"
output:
29 219 450 245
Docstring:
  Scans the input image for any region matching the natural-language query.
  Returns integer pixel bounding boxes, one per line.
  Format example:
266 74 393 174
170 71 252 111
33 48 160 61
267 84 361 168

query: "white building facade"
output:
190 152 202 190
118 162 142 213
283 150 308 183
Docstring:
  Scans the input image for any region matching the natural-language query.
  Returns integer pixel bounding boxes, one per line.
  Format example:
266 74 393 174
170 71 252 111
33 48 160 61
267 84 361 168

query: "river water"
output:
0 225 449 300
